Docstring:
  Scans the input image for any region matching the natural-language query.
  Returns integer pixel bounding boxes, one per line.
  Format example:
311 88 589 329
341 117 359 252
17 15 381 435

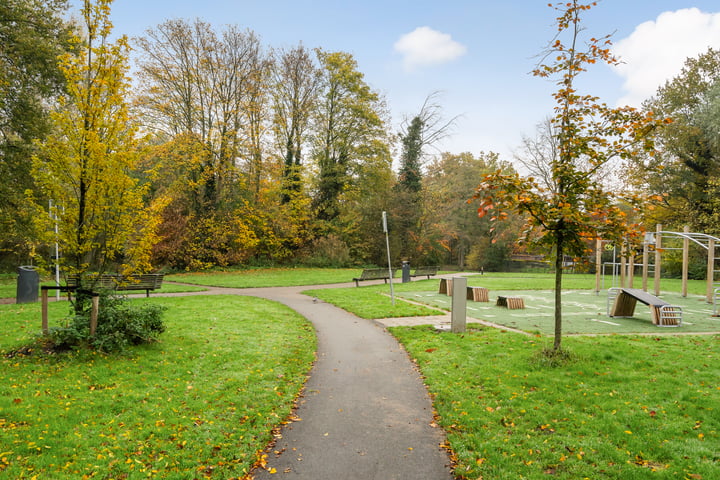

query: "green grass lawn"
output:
390 326 720 479
307 271 720 478
166 267 360 288
0 295 315 479
3 269 719 480
305 279 444 319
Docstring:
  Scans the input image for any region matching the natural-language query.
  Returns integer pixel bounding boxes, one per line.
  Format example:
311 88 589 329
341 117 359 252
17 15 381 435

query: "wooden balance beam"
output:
608 288 682 326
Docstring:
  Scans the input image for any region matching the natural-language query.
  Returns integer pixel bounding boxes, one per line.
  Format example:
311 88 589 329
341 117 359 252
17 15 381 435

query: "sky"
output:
69 0 720 164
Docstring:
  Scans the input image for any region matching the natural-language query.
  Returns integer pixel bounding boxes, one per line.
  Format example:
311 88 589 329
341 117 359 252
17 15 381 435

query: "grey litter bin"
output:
16 265 40 303
402 261 411 283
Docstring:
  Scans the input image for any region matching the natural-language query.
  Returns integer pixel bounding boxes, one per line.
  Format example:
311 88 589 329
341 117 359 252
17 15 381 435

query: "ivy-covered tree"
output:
312 50 390 224
472 1 668 352
393 92 457 260
33 0 156 288
272 44 321 205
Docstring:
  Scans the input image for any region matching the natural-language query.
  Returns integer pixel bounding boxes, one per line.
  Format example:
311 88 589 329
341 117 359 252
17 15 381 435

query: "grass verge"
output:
166 267 358 288
390 325 720 479
0 295 315 479
305 280 443 319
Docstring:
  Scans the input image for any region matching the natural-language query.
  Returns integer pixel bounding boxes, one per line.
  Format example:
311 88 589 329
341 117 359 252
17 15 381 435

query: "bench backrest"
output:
413 266 438 274
65 273 164 289
361 268 393 279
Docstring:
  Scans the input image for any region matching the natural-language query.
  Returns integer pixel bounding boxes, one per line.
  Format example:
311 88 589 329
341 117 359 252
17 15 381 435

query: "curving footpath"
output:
167 282 454 479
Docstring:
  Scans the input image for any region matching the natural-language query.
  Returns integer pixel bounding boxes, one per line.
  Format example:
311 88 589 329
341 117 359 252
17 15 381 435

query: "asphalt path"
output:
168 282 455 479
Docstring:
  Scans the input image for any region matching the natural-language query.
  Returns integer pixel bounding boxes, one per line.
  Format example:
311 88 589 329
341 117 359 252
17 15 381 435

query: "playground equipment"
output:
595 224 720 305
607 287 682 326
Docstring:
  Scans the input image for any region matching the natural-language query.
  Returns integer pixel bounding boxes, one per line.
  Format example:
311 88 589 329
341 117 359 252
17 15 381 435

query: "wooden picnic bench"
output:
410 266 438 279
608 288 682 326
352 268 397 287
67 273 165 297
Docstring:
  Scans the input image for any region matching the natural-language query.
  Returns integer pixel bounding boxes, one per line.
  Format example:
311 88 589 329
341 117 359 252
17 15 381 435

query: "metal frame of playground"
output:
594 224 720 307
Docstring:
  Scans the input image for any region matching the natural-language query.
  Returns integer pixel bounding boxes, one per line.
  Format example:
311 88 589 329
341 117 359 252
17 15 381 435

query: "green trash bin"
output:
16 265 39 303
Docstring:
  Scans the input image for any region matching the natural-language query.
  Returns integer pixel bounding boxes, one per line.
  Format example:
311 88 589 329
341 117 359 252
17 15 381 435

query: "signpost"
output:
382 211 395 305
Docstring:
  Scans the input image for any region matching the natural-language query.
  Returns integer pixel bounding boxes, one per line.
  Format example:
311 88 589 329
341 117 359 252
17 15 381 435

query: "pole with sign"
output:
382 211 395 305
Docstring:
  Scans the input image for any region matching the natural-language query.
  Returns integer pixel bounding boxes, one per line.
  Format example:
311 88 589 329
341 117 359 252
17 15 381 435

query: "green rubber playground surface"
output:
398 288 720 335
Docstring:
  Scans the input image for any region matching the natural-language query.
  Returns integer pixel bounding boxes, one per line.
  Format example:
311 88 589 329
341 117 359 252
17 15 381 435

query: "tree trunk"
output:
553 236 564 351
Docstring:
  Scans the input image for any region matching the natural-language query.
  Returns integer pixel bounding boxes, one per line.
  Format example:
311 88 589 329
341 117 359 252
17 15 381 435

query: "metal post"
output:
707 238 715 304
620 242 626 288
595 238 601 295
382 212 395 305
50 200 60 300
642 240 649 292
682 225 689 297
451 276 467 333
654 224 662 296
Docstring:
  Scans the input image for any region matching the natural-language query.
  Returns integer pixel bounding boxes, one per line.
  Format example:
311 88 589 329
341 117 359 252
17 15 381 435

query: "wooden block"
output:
466 286 489 302
506 297 525 309
439 278 453 296
496 296 524 309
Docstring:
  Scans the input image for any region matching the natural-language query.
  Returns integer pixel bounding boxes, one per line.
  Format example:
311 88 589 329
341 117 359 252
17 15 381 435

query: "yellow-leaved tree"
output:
32 0 160 296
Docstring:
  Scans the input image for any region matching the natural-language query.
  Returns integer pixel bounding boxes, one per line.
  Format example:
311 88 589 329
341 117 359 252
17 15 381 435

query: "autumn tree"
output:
0 0 73 266
424 152 518 269
637 48 720 234
135 20 272 269
312 50 390 224
271 45 321 204
32 0 156 289
393 92 457 260
473 1 668 352
136 19 268 208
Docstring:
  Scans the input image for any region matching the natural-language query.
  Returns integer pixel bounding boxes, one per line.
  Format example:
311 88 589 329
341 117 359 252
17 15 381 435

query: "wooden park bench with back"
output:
608 287 682 326
410 266 439 279
66 273 165 297
353 268 397 287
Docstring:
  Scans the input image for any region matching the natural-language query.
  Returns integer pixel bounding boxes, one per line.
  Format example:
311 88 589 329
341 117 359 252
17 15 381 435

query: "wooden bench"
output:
496 295 525 309
466 286 489 302
410 266 438 279
67 274 164 297
608 288 682 326
352 268 396 287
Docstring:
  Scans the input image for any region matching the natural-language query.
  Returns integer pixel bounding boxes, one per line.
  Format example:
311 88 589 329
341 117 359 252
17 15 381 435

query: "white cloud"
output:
612 8 720 107
394 26 467 71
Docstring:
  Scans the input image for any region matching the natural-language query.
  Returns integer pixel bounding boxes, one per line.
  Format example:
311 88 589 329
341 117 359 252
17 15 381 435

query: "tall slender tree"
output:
393 92 457 260
312 49 389 224
472 1 669 352
136 20 267 208
271 45 321 204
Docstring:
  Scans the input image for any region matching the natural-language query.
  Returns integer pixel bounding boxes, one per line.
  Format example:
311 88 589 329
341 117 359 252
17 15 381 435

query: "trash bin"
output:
16 266 39 303
402 261 411 283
